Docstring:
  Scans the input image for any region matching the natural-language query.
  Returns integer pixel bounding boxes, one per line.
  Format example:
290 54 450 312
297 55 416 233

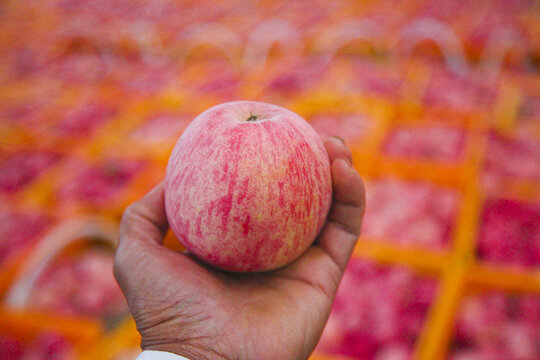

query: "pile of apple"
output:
422 66 496 110
383 124 466 162
28 249 126 318
362 178 459 250
309 113 373 145
262 60 326 99
317 259 438 359
129 112 192 143
451 291 540 360
519 96 540 119
348 60 404 99
191 62 242 100
0 332 73 360
477 198 540 268
57 158 145 206
515 95 540 138
0 212 51 267
0 100 45 127
54 103 115 137
112 57 181 95
0 151 61 194
483 132 540 183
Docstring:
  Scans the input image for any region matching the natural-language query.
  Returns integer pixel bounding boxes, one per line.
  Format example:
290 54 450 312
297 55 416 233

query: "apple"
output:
165 101 332 272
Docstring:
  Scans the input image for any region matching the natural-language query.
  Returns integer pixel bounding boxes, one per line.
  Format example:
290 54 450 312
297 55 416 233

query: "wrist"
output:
138 350 191 360
137 312 229 360
144 343 228 360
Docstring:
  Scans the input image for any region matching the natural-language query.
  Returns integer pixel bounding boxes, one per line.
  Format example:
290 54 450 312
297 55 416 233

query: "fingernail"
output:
337 157 352 167
329 136 346 145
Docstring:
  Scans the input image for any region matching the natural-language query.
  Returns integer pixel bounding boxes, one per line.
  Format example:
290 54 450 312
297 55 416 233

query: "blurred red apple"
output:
165 101 332 272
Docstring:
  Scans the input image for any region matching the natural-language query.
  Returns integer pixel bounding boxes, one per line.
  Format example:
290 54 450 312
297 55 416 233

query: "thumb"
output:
118 182 169 250
114 182 170 288
114 182 218 294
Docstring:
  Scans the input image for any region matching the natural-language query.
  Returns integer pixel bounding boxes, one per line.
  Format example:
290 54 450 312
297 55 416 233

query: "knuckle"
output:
112 254 124 283
121 203 140 225
326 255 343 286
319 255 343 299
113 250 131 291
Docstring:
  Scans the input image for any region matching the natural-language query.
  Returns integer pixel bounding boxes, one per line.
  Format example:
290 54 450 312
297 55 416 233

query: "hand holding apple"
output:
165 101 333 272
114 137 365 360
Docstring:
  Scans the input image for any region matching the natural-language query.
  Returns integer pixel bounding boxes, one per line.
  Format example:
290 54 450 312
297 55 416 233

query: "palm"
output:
114 138 365 360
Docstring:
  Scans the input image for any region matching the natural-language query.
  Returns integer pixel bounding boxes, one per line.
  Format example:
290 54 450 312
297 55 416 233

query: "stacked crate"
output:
1 1 539 359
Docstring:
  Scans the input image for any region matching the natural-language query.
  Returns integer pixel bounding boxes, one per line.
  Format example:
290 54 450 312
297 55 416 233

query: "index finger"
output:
317 138 365 271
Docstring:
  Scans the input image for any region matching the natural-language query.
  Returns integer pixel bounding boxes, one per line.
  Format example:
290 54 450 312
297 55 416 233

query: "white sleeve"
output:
136 350 191 360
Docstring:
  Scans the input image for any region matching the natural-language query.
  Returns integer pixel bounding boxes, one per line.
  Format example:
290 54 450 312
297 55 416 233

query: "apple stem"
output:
247 112 259 122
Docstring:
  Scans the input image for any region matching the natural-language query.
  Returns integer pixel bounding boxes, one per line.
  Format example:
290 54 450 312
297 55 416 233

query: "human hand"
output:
114 137 365 360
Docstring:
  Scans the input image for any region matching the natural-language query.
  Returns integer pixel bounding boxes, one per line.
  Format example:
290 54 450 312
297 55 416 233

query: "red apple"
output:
165 101 332 272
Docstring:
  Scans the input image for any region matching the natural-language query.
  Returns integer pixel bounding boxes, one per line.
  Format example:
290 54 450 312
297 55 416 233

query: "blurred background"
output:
0 0 539 359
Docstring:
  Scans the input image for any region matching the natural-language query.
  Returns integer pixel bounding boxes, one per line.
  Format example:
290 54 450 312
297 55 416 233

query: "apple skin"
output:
165 101 332 272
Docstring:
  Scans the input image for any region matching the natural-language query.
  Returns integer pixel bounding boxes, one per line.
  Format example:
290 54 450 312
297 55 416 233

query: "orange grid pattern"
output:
0 1 539 359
